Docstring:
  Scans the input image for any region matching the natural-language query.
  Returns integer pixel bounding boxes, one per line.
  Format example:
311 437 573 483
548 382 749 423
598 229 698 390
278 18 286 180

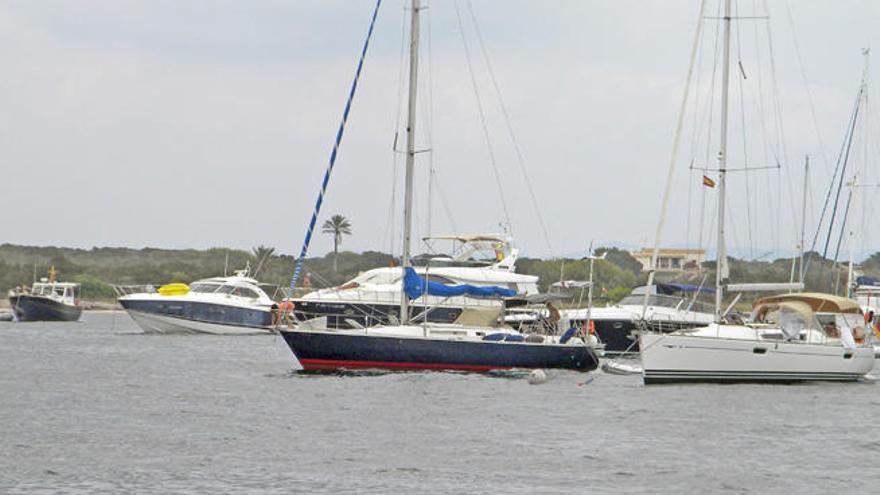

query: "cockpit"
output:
188 280 266 300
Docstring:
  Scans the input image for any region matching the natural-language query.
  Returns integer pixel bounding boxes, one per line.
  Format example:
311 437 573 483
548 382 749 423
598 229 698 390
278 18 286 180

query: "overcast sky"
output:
3 1 880 262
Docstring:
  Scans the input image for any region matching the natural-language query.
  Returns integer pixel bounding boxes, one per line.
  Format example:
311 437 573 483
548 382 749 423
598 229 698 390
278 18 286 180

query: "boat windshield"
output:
815 313 865 334
228 286 260 299
189 282 222 293
350 271 401 285
31 284 65 297
619 294 713 313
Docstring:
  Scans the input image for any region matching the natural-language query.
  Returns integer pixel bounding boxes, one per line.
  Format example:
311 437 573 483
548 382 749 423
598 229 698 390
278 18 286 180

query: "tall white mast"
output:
400 0 421 325
848 49 871 297
714 0 732 322
799 156 809 285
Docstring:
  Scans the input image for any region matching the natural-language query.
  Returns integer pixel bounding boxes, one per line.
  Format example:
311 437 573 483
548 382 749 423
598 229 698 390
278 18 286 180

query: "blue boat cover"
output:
657 283 716 295
404 267 517 300
560 327 578 344
857 276 880 287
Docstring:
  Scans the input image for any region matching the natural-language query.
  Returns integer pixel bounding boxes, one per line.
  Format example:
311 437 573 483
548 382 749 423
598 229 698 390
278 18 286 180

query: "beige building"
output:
632 248 706 272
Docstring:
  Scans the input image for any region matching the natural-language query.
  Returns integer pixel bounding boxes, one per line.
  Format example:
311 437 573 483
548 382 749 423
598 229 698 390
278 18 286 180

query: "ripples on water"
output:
1 313 878 494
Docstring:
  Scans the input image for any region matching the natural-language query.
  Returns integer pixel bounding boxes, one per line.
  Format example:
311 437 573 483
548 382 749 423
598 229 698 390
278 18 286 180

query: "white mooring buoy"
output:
526 369 548 385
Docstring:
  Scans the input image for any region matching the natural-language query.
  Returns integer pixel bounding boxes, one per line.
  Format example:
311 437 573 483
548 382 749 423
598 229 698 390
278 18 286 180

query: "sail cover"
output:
403 267 516 300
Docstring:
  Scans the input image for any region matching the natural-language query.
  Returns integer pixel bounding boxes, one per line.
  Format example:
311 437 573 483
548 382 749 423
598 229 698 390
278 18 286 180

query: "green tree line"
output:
0 243 873 303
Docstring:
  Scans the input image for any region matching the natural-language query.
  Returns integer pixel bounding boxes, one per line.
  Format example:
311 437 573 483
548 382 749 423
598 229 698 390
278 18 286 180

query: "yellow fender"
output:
158 283 190 296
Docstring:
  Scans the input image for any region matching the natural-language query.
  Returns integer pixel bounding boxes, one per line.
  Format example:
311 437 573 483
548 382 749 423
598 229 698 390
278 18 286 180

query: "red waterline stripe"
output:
298 358 510 372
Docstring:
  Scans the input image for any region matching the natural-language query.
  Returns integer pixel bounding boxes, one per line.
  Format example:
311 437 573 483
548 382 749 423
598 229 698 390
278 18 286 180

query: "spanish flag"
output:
702 175 716 188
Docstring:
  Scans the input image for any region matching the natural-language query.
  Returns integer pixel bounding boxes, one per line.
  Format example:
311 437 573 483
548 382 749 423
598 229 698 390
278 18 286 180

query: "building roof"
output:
632 248 706 256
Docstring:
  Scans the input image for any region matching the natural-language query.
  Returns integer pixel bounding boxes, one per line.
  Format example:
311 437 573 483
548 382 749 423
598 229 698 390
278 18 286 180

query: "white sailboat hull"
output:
127 310 272 336
640 332 874 384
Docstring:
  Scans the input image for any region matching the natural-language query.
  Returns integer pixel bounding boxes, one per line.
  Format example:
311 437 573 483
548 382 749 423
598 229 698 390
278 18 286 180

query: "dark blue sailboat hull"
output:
281 330 599 372
593 320 640 354
9 295 83 322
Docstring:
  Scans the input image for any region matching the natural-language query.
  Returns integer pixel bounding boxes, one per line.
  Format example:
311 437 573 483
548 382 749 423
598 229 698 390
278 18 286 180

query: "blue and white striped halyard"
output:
288 0 382 293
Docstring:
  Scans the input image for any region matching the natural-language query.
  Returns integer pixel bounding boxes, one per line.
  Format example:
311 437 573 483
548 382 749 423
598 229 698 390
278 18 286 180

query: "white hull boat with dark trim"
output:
293 234 538 328
641 293 875 384
507 283 715 355
8 269 83 322
119 272 275 335
635 1 874 384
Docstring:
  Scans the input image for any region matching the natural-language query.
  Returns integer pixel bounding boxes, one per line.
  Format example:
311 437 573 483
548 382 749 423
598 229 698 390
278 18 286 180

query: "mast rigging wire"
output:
641 0 707 318
782 0 831 175
287 0 382 292
821 88 863 260
734 2 754 259
383 1 411 256
698 0 723 254
831 188 854 293
452 0 512 233
803 79 865 277
463 0 556 258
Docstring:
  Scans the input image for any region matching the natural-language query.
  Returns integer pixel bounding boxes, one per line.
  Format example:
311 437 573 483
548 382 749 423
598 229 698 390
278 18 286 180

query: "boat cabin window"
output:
32 285 55 297
815 313 864 338
230 287 260 299
350 271 401 285
190 283 222 293
30 284 75 298
619 294 685 309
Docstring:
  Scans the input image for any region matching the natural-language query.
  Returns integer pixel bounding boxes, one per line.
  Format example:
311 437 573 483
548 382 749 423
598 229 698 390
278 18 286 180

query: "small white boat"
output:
601 360 643 375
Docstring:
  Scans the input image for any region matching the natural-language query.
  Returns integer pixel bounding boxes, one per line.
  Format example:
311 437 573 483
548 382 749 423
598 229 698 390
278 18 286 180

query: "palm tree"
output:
322 214 352 271
251 245 275 277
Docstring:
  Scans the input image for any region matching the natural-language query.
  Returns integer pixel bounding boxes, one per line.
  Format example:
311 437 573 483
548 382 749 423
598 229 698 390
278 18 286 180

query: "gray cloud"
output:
2 1 879 263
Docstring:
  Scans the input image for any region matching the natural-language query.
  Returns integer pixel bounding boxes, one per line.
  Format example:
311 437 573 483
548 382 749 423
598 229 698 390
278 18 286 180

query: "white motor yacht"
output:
118 270 276 335
293 234 539 328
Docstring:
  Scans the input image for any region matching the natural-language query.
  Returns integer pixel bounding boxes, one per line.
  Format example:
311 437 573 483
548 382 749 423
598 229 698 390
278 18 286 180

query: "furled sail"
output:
403 267 516 300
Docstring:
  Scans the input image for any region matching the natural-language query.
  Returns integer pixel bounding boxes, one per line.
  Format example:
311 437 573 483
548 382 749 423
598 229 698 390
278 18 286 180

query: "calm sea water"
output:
1 312 879 494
